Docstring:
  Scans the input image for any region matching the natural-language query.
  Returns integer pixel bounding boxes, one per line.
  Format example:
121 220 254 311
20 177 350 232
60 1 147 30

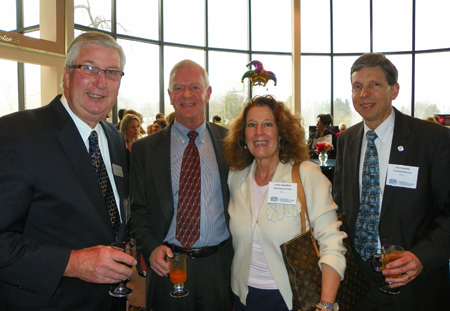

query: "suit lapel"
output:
50 99 116 236
100 121 129 237
346 123 364 233
206 122 229 213
239 162 256 217
380 109 412 219
149 125 174 222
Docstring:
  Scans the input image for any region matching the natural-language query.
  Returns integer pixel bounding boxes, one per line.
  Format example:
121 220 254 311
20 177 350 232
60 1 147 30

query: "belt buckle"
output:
190 247 206 257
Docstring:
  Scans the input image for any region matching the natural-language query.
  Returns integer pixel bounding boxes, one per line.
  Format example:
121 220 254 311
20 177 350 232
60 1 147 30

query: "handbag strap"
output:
292 162 320 257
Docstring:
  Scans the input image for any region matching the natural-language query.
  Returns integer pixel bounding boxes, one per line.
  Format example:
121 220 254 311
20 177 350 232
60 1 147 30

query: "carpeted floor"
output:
127 267 146 310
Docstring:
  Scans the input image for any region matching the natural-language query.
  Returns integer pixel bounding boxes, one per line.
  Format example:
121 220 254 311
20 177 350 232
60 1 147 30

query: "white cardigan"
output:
228 161 347 310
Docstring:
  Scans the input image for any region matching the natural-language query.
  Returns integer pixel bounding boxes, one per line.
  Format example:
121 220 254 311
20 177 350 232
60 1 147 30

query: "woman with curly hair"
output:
224 95 346 311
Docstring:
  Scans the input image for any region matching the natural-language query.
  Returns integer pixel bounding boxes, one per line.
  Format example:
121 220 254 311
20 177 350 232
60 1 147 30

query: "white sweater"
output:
228 161 347 310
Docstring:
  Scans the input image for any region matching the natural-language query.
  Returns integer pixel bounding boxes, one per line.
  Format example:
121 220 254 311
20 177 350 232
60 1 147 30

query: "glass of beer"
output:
168 253 189 298
372 244 404 294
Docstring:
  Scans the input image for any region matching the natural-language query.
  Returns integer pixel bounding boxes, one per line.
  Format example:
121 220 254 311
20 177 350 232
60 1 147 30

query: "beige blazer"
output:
228 160 346 309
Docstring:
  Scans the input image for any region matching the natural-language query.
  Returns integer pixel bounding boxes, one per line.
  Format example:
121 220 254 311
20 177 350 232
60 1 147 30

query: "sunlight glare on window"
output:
373 0 412 52
0 60 19 117
117 0 158 39
163 0 205 46
333 0 370 53
208 0 248 50
0 1 17 31
300 0 330 53
251 0 291 52
416 0 450 50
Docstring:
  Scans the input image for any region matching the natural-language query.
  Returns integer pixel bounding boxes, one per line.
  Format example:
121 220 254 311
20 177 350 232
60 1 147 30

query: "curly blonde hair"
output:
224 95 309 171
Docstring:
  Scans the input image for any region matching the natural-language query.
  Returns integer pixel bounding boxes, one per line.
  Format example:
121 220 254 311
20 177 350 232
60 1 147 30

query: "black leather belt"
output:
164 239 228 258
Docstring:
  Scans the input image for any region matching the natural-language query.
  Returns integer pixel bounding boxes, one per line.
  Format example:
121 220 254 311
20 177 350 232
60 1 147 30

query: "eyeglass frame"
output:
69 64 125 81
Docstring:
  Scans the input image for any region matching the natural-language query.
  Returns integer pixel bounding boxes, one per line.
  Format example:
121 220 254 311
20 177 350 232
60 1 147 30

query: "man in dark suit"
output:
0 32 136 311
333 53 450 310
130 59 233 311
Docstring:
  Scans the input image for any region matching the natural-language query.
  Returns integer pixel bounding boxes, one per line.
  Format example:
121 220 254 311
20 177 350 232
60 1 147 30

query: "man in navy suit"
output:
0 32 136 310
130 59 233 311
333 53 450 310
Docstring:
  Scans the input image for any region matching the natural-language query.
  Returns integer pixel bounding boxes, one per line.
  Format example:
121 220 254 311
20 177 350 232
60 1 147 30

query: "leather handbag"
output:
280 162 368 311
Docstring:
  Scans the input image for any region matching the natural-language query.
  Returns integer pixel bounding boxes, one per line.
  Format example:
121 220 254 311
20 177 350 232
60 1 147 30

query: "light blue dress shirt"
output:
164 120 230 248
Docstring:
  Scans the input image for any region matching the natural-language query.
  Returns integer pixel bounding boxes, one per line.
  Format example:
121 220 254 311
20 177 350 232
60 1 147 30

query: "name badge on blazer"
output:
112 164 124 178
268 182 297 205
386 164 418 189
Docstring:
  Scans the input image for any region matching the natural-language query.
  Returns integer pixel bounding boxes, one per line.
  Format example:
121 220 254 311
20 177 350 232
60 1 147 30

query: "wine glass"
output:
372 244 404 294
168 252 189 298
109 241 136 298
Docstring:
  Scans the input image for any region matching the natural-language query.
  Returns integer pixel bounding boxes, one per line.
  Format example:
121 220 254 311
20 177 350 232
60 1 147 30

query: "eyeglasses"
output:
69 65 125 81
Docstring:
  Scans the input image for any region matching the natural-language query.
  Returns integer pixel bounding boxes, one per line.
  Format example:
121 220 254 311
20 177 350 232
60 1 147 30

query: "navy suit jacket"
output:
0 95 129 310
333 108 450 309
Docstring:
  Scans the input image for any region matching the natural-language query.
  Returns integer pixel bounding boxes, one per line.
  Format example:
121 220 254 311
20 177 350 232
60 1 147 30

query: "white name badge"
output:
112 164 124 178
268 182 297 205
386 164 418 189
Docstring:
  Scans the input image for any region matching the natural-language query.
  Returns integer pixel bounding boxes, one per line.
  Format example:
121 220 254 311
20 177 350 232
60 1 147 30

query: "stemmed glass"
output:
109 241 136 298
372 244 404 294
168 252 189 298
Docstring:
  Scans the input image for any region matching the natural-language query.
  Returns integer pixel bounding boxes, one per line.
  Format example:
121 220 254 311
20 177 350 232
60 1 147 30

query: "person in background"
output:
146 124 154 136
425 116 441 124
130 59 233 311
115 108 126 130
308 113 337 159
336 123 347 138
213 115 222 126
152 118 167 133
155 112 165 120
333 53 450 311
224 95 346 311
120 113 142 169
0 31 136 311
165 111 176 124
124 109 146 136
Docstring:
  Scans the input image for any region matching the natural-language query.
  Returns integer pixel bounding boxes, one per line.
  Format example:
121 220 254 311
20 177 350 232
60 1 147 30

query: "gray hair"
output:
168 59 210 91
65 31 126 71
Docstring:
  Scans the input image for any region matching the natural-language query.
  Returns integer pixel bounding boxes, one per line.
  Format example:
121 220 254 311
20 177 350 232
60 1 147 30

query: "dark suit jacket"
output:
333 108 450 309
129 121 230 308
0 95 129 310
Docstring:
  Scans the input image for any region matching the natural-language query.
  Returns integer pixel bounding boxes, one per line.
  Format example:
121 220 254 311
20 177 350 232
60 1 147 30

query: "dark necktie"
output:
354 130 380 260
176 131 201 249
88 130 121 240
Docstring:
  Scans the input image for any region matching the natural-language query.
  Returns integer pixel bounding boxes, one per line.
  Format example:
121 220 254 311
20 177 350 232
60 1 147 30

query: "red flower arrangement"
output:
315 141 333 154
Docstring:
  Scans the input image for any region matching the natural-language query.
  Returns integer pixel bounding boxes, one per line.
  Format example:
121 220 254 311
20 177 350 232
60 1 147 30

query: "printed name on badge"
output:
268 182 297 205
386 164 418 189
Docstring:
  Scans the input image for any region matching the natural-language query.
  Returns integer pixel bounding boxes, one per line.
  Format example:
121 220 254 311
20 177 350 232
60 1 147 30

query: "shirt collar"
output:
60 94 103 144
363 107 395 144
172 119 206 144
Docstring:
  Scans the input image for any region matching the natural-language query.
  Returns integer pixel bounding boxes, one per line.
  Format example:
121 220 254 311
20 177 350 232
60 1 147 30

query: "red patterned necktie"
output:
88 130 121 240
176 131 201 249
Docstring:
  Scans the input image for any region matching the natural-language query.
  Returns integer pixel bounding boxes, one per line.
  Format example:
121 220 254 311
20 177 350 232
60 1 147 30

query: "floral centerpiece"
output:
315 141 333 164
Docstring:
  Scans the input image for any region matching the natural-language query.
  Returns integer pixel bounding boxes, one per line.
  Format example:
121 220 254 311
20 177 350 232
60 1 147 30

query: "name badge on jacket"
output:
268 182 297 205
386 164 418 189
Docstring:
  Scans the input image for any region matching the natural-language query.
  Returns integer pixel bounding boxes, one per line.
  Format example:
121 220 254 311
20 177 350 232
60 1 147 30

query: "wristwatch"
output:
316 300 339 311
